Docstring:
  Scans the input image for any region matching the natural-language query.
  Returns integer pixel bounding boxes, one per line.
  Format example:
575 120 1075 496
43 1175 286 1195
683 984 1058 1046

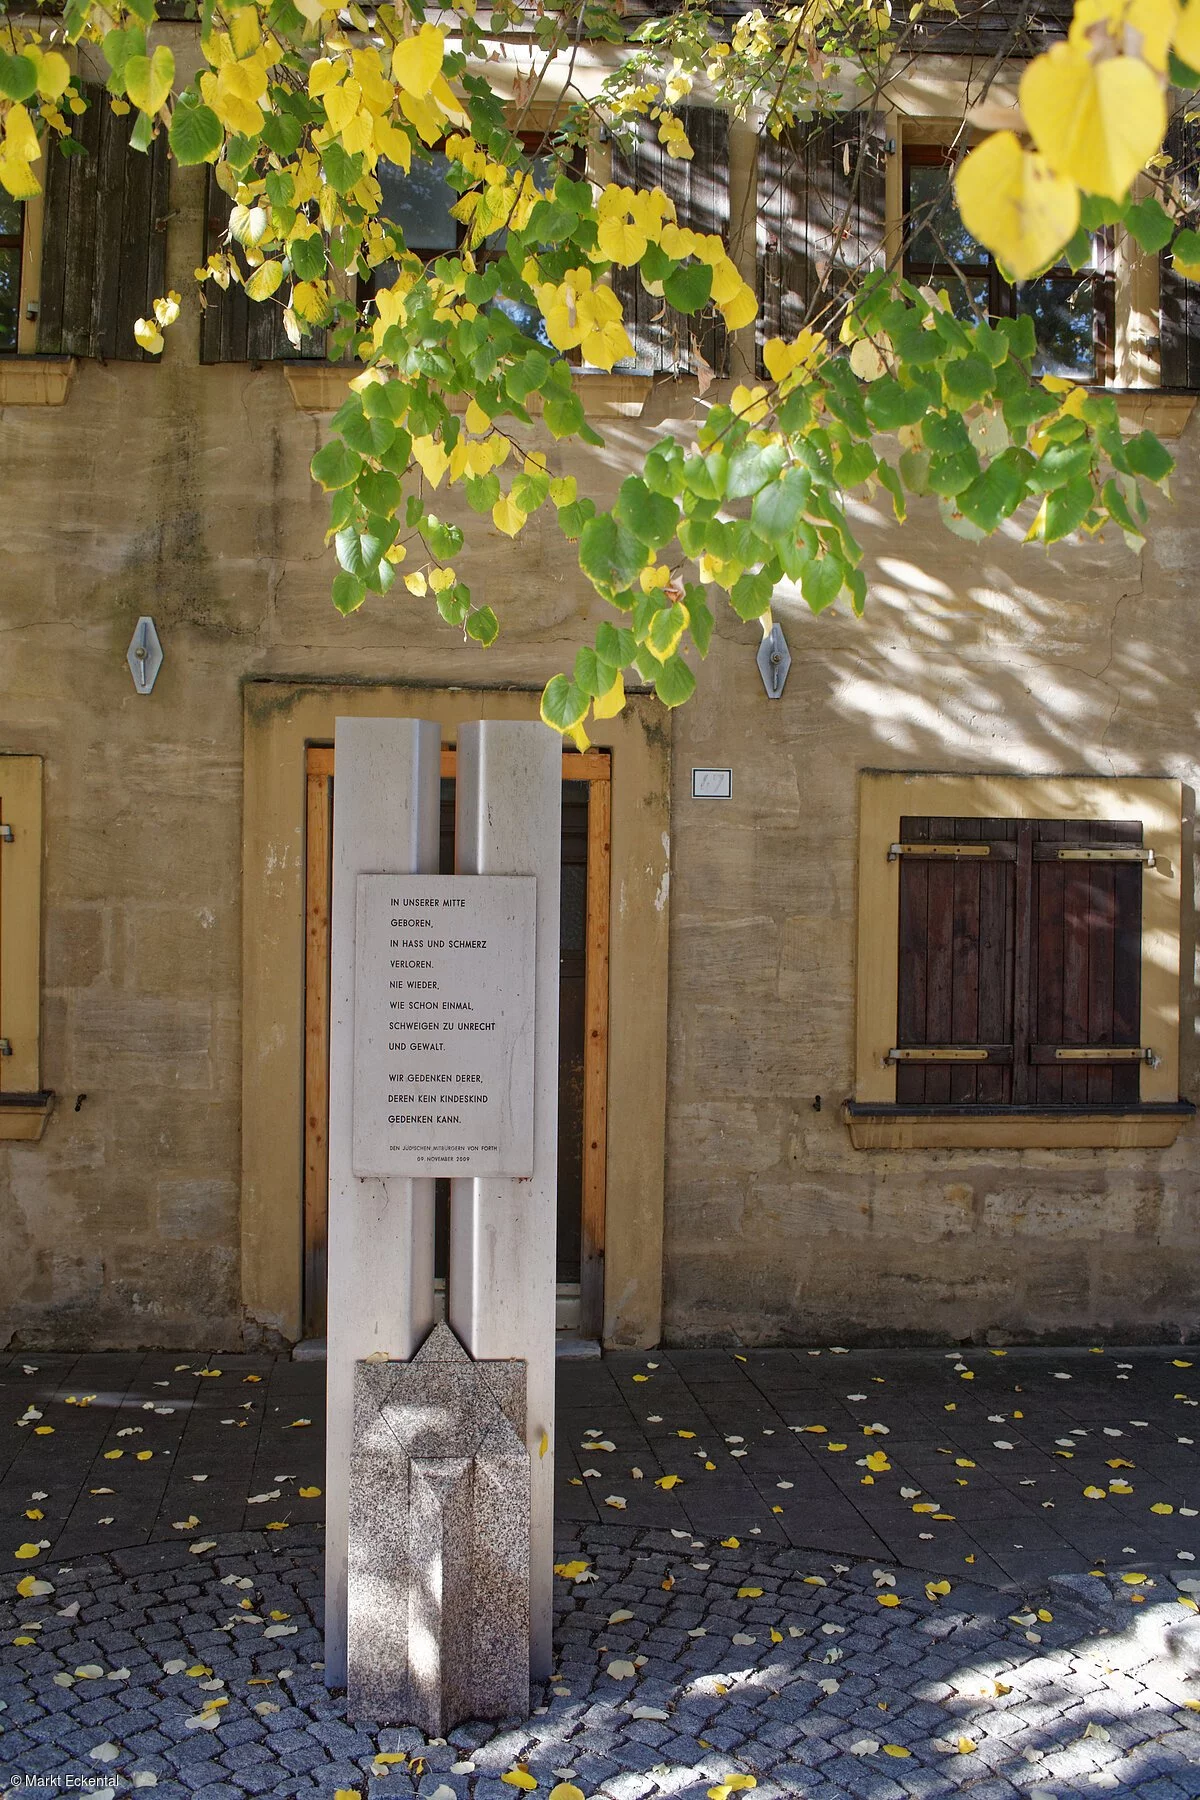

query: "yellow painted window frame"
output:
0 755 52 1139
848 771 1189 1150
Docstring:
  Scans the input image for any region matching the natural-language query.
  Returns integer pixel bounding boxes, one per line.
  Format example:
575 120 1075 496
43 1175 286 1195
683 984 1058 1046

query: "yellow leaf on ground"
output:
1021 43 1166 200
877 1594 901 1608
737 1587 763 1598
955 130 1079 281
1151 1502 1175 1513
298 1487 321 1498
883 1746 912 1758
655 1474 682 1489
553 1560 590 1580
721 1537 740 1548
14 1545 40 1561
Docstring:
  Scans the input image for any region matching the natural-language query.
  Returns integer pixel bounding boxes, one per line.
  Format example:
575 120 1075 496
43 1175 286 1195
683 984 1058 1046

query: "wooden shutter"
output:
1161 105 1200 389
610 105 729 375
38 84 169 361
200 172 327 364
895 816 1144 1107
756 110 886 364
908 0 1072 55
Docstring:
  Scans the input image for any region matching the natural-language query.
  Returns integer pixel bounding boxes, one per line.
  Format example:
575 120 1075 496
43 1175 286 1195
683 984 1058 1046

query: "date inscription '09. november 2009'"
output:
352 874 537 1179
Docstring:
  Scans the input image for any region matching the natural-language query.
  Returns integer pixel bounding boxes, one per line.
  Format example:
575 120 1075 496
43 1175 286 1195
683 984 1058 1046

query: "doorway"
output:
302 744 611 1342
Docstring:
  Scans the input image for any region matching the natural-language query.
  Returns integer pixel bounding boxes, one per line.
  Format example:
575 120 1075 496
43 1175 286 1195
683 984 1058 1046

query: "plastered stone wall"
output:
664 422 1200 1346
2 218 1199 1344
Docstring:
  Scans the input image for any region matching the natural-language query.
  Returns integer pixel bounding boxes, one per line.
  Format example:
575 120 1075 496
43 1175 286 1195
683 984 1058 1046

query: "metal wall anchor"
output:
127 616 164 694
756 621 791 699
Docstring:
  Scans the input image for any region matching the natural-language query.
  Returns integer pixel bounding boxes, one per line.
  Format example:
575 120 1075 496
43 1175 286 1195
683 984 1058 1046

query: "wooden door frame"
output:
303 742 612 1339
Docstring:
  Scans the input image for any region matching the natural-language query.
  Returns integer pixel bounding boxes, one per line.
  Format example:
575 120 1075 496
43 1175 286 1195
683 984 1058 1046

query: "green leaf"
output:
956 447 1032 531
0 52 39 102
898 448 931 496
436 583 472 627
357 468 401 515
1122 430 1173 484
663 261 712 313
466 473 501 514
876 461 907 522
466 605 499 645
595 620 636 666
310 440 361 491
943 354 994 407
1168 48 1200 88
290 230 326 282
574 646 618 697
260 111 304 158
750 466 811 547
1042 474 1095 542
833 441 877 488
557 499 596 541
614 476 678 550
927 450 980 497
322 141 364 194
129 109 154 154
544 391 585 439
865 378 930 432
579 514 648 593
540 673 589 733
335 517 397 579
1124 197 1175 255
682 450 727 501
800 554 842 615
424 516 464 560
507 348 551 403
685 584 714 656
332 571 366 615
1027 440 1092 494
644 443 685 497
169 96 223 165
645 601 689 661
652 654 696 708
729 568 774 622
725 441 787 501
341 411 395 458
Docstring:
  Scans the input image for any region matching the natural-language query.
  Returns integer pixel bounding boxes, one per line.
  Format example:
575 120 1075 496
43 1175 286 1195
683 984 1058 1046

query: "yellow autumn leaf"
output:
1084 1485 1107 1498
298 1486 321 1498
883 1746 911 1758
549 1786 586 1800
597 216 648 264
737 1586 763 1598
492 493 528 537
1021 43 1166 200
719 282 758 332
0 154 41 201
392 24 445 99
16 1575 49 1597
955 130 1079 281
245 261 284 303
656 1473 682 1489
721 1536 740 1548
926 1579 951 1598
1178 0 1200 69
14 1544 40 1561
403 571 427 596
24 1509 43 1521
553 1560 590 1580
956 1736 978 1754
1151 1501 1175 1513
136 1450 153 1461
877 1593 900 1607
125 45 175 116
500 1771 538 1791
593 670 625 721
412 436 449 488
865 1451 891 1472
34 50 71 101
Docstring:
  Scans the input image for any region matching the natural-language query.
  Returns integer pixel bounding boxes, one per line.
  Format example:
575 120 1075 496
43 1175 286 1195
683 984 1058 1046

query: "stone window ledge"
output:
0 359 76 407
1109 391 1197 440
0 1093 55 1141
843 1101 1195 1150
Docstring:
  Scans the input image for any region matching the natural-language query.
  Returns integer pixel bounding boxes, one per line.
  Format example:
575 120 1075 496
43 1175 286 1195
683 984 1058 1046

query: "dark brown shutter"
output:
895 817 1017 1105
895 815 1143 1108
756 109 886 364
907 0 1072 56
38 84 168 361
1161 106 1200 389
1029 820 1143 1105
200 171 327 364
610 104 729 375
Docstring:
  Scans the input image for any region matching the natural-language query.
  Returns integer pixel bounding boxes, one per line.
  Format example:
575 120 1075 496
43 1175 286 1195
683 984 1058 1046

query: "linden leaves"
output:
956 0 1199 280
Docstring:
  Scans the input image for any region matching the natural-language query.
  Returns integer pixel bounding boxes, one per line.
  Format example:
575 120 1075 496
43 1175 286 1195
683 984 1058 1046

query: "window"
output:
367 133 580 350
0 198 21 354
0 755 52 1140
903 146 1114 384
847 774 1192 1148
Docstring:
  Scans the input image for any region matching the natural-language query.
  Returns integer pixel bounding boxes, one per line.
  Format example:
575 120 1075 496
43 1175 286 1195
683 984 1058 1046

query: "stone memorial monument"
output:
326 716 561 1725
347 1321 529 1730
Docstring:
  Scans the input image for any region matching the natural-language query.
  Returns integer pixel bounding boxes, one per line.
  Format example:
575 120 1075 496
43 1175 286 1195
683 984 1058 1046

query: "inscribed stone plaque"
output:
353 874 536 1177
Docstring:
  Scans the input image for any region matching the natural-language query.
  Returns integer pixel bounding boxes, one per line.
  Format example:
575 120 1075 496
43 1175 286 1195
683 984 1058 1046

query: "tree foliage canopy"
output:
1 0 1197 739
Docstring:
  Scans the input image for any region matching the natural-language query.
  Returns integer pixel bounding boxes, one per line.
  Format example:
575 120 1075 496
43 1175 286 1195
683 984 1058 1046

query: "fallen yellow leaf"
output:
737 1587 763 1599
883 1745 911 1758
13 1545 40 1561
501 1769 538 1790
877 1594 900 1608
721 1537 740 1548
298 1487 321 1498
655 1474 682 1490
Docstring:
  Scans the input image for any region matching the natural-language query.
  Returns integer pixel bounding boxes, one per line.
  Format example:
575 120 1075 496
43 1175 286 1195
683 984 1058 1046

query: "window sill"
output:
1110 390 1197 440
0 1092 55 1141
843 1100 1195 1150
0 359 76 407
284 364 696 419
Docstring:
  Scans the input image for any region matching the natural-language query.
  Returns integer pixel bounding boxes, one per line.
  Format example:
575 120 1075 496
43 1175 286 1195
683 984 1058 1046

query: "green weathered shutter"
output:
38 85 169 361
200 172 327 364
610 105 729 376
756 110 887 363
1160 106 1200 389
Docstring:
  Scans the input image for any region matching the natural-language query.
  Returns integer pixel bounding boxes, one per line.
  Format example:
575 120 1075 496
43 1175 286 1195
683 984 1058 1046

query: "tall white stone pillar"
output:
450 720 561 1681
325 717 441 1688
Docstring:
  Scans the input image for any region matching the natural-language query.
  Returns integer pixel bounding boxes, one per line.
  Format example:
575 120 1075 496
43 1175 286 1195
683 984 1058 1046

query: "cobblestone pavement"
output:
3 1346 1200 1797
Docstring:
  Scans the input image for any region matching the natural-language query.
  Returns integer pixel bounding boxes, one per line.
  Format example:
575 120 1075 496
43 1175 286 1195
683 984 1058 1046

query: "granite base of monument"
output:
346 1321 530 1731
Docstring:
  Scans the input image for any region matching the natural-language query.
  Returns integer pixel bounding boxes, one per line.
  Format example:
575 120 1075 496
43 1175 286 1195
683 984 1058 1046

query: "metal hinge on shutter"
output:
888 1045 1014 1063
1032 841 1154 865
1030 1044 1159 1065
888 841 1016 861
